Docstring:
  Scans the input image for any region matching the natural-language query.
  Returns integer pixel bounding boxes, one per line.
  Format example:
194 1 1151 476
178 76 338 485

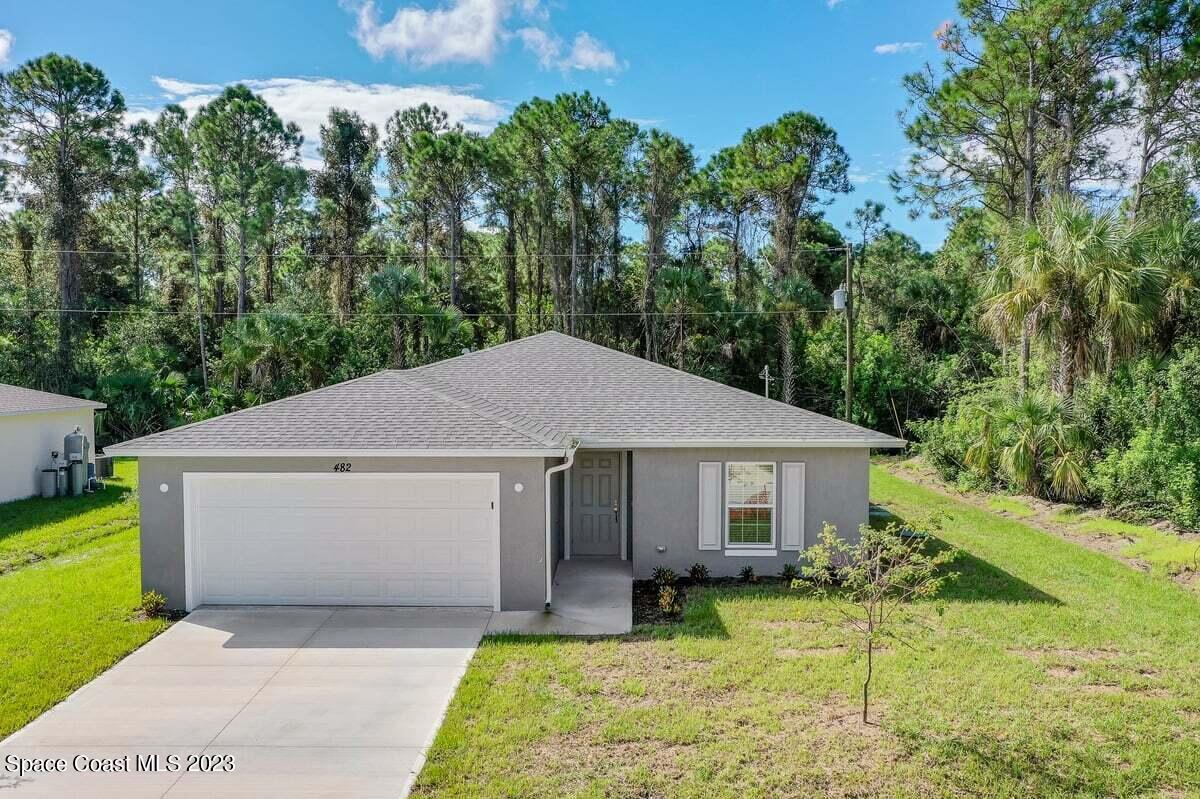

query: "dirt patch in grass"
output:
1009 647 1122 662
755 618 826 631
1047 665 1082 678
812 701 890 740
1079 683 1124 695
776 645 850 658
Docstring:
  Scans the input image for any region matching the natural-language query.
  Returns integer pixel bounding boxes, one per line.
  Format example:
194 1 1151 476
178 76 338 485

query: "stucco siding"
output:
629 447 869 579
137 456 548 611
546 457 565 571
0 409 96 504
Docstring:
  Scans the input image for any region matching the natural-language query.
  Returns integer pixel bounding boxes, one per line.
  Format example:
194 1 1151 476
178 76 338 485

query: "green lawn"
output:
1056 513 1200 577
414 465 1200 799
0 460 168 738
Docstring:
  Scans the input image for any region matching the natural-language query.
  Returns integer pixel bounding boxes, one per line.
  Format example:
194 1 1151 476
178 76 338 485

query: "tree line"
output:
2 0 1199 529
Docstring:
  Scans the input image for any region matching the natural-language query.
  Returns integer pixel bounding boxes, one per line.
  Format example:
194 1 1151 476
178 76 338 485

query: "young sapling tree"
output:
801 522 957 724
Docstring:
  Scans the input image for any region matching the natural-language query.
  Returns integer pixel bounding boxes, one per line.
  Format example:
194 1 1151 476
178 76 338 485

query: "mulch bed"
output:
633 575 797 626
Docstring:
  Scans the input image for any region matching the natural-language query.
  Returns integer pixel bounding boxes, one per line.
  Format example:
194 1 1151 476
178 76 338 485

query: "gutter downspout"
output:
544 440 579 609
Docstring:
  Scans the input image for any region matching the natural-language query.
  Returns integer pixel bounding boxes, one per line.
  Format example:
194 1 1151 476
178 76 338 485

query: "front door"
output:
571 451 622 557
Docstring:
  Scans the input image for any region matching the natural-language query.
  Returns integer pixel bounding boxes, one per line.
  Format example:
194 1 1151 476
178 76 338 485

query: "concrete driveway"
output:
0 607 489 798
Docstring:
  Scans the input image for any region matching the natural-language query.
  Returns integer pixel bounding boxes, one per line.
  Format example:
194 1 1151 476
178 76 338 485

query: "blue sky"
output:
1 0 958 250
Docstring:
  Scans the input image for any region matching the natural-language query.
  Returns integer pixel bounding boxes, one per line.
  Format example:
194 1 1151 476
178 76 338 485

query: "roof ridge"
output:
390 371 569 449
403 331 558 376
539 335 898 441
105 370 390 451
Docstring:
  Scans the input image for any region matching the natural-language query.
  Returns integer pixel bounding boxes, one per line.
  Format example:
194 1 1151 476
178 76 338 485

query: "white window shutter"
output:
781 462 805 551
698 462 722 550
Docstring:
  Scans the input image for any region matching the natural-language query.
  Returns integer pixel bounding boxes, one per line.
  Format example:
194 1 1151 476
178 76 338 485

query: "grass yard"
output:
414 465 1200 799
0 460 168 739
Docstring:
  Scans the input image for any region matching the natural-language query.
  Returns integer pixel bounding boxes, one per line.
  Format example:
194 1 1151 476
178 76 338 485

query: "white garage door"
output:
184 473 499 610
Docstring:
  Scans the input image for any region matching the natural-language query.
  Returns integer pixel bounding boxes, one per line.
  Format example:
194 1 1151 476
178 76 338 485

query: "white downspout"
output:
544 440 579 609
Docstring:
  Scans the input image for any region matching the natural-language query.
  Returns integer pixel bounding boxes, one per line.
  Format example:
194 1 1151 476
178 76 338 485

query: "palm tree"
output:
983 195 1163 398
369 265 424 368
771 274 820 406
1149 216 1200 352
965 391 1089 501
421 305 474 362
656 264 718 370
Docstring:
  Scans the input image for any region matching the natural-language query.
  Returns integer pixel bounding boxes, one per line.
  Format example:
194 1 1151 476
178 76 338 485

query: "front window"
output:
726 462 775 546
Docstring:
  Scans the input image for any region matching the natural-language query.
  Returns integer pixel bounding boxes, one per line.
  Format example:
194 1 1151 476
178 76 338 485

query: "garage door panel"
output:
456 577 492 604
188 474 498 608
457 546 491 571
455 479 494 507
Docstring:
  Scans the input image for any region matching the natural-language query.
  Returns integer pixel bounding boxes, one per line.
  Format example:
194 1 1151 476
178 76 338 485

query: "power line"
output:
0 305 837 319
0 246 852 259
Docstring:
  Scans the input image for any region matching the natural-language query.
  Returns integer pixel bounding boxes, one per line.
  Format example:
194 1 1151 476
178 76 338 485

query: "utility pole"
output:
758 364 775 398
844 246 854 422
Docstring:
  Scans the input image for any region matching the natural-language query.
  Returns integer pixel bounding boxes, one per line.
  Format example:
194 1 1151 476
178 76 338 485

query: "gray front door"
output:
571 451 621 557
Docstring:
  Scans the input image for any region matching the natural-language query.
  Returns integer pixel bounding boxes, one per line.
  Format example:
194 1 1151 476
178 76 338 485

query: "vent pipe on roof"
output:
544 440 579 609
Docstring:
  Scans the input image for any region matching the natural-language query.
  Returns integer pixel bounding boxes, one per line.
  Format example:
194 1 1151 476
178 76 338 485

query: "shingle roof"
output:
107 332 904 454
0 383 105 417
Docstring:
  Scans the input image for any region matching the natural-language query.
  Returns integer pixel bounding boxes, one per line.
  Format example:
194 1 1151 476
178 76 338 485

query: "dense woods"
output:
2 0 1199 529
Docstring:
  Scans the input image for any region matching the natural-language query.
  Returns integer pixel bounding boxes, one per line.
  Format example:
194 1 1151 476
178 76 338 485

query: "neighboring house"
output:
107 332 904 612
0 384 105 504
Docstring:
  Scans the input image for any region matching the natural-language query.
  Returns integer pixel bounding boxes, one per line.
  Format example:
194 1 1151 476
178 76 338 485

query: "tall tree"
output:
732 111 850 282
545 92 612 334
0 53 125 378
410 126 485 309
502 99 559 331
145 105 210 392
635 129 695 361
1121 0 1200 219
699 147 758 302
484 125 529 340
192 84 301 319
312 108 378 320
112 123 160 303
383 104 449 278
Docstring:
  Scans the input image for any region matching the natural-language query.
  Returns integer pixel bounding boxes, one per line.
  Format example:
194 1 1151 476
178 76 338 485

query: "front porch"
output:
487 558 632 635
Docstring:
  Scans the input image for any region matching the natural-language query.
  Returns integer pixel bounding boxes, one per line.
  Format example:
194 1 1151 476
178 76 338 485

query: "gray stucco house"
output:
107 332 904 612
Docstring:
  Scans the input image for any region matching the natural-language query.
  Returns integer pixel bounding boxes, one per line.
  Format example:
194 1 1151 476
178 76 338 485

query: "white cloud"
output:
346 0 622 73
826 0 844 7
151 76 221 99
516 26 560 69
0 29 13 65
516 27 620 72
133 76 508 169
352 0 513 67
874 41 923 55
562 32 619 71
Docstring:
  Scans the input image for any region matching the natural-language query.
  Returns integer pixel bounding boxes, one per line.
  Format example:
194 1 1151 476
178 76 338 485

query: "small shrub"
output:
139 590 166 618
738 565 756 583
658 584 682 616
687 562 710 582
651 566 678 586
780 562 800 581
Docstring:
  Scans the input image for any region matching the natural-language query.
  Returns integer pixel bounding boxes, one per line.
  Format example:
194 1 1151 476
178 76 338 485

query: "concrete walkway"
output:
0 607 489 798
488 558 633 635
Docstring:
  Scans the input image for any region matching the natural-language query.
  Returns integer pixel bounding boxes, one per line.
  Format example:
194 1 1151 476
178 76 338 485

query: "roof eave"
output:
0 403 106 417
101 446 568 458
576 437 907 449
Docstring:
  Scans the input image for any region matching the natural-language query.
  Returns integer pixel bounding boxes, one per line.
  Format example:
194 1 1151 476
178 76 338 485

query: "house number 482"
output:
333 462 352 473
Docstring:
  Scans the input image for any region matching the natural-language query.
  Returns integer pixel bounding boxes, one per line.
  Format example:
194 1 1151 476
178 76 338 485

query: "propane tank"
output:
64 427 86 464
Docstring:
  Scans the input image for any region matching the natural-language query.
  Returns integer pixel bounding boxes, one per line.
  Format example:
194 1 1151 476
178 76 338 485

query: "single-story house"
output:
107 332 904 612
0 383 105 504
